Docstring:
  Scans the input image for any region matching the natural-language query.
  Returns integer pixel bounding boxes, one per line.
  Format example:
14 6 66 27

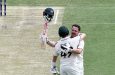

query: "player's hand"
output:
39 32 48 43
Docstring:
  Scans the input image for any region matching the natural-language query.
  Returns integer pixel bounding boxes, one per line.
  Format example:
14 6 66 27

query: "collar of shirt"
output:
60 36 70 41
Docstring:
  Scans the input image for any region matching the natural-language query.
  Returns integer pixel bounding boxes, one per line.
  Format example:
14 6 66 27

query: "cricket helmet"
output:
43 8 54 22
58 26 69 38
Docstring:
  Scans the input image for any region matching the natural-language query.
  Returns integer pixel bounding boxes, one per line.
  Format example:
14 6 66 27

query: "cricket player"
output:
50 25 84 75
40 8 54 48
46 24 85 75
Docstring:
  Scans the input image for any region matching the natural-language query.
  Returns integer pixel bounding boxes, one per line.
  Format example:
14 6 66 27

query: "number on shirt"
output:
60 51 72 58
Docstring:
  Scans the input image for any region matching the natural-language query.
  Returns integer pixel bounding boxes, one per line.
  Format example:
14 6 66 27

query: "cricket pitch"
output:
0 6 64 75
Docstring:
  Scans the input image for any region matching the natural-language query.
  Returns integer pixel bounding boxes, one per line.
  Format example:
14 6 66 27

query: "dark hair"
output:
72 24 81 31
58 26 69 38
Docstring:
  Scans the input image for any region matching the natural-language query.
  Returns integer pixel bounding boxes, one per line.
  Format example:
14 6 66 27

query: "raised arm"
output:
46 39 56 47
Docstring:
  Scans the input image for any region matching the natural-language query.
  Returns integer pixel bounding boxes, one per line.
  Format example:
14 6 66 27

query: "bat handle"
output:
43 22 48 35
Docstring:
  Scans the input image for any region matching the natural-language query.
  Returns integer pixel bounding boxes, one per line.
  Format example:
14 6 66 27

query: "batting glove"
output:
61 44 73 54
40 32 48 43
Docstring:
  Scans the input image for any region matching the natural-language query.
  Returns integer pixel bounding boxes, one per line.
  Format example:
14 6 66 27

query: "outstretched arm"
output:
46 39 56 47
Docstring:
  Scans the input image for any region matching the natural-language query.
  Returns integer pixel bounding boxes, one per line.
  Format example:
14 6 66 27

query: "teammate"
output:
46 24 86 75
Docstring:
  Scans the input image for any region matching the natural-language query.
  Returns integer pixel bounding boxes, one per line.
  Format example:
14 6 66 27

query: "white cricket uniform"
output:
54 35 84 75
75 40 84 75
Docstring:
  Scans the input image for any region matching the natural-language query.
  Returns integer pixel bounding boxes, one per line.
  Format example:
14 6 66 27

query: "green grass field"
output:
2 0 115 75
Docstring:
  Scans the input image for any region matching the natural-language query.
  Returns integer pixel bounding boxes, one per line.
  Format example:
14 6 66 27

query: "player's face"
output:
71 26 79 38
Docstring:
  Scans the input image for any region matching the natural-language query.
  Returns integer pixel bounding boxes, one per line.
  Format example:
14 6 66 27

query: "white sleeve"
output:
78 40 84 49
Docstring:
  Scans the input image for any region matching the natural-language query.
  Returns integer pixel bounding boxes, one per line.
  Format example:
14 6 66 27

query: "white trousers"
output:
60 66 84 75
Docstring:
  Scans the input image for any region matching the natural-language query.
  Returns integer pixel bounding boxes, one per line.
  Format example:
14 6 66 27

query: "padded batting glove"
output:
61 44 73 54
39 32 48 43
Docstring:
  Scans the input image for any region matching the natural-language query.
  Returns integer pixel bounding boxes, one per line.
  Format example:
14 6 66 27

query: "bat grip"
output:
43 22 48 35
